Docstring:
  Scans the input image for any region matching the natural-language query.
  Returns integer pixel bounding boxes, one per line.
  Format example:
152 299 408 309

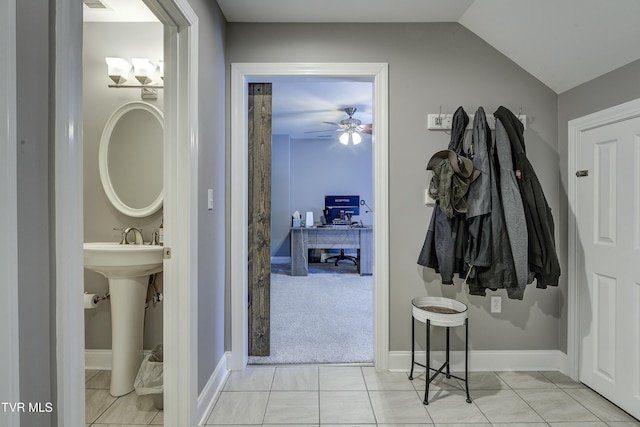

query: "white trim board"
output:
388 350 568 373
0 0 20 425
566 97 640 381
230 62 390 372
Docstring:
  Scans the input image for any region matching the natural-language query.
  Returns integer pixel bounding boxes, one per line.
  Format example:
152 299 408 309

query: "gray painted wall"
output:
17 0 54 425
190 0 228 394
271 135 374 258
557 58 640 352
271 134 292 258
290 137 374 229
83 22 164 351
226 22 562 352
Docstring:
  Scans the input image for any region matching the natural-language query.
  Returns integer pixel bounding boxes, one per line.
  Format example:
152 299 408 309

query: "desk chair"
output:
325 249 358 267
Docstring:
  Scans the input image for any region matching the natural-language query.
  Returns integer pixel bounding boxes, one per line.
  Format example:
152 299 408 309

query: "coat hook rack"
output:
427 111 526 131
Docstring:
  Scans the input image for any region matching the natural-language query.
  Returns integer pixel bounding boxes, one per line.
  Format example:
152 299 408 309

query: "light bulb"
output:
132 58 157 85
105 57 132 85
339 132 349 145
352 132 362 144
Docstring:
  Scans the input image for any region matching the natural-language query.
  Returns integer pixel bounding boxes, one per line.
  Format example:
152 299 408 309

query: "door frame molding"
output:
0 0 20 424
55 0 199 425
567 97 640 380
230 62 390 371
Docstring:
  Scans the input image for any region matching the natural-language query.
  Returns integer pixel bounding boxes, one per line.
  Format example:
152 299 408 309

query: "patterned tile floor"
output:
85 370 163 426
204 366 640 426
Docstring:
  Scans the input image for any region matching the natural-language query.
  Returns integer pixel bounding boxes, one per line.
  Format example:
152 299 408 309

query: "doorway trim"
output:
230 62 390 371
55 0 199 425
567 97 640 380
0 0 20 425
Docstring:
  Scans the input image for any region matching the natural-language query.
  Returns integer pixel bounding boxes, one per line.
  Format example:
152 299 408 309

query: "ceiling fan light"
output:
352 132 362 144
339 132 350 145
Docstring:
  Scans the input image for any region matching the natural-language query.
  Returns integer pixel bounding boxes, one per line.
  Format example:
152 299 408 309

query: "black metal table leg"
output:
409 315 415 380
424 319 431 405
445 326 451 379
464 317 472 403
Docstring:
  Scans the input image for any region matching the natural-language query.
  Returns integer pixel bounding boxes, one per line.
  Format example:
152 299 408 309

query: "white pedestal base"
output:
108 276 148 396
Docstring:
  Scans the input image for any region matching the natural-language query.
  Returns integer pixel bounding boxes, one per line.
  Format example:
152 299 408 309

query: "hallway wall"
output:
226 22 562 353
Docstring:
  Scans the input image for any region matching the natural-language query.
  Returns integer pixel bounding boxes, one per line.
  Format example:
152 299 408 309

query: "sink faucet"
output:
120 227 144 245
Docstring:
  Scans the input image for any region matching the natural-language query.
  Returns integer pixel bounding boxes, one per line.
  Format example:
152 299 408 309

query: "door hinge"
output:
163 247 172 259
576 170 589 177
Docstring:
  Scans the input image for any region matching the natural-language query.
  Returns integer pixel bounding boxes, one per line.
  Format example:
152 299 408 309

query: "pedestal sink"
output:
84 242 163 396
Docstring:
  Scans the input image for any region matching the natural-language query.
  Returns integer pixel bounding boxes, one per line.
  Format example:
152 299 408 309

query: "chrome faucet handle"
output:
151 230 160 245
122 227 144 245
113 227 127 244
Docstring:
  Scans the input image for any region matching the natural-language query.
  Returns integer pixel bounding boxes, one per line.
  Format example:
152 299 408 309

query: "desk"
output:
290 226 372 276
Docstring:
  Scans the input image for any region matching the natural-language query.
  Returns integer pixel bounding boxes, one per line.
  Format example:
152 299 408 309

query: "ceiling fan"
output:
305 107 372 145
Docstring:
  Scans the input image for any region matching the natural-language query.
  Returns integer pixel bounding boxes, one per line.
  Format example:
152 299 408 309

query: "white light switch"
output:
207 189 214 210
491 296 502 313
424 189 435 206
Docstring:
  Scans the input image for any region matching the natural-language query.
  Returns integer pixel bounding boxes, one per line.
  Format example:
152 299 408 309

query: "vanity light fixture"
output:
105 57 133 85
105 57 164 99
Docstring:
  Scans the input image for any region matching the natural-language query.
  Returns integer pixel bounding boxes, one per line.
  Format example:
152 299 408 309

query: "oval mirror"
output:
98 101 163 217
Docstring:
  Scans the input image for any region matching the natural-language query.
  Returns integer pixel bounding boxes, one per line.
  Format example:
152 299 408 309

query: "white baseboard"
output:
388 350 567 374
85 349 154 371
270 256 291 264
85 349 113 370
197 352 230 427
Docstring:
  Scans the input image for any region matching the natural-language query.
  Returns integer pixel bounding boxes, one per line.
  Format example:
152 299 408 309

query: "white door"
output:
577 115 640 419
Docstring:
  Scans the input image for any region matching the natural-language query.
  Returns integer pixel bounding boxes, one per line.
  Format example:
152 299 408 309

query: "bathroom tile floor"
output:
204 366 640 426
85 370 163 426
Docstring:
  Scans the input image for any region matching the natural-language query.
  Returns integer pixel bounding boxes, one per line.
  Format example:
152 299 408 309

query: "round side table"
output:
409 296 472 405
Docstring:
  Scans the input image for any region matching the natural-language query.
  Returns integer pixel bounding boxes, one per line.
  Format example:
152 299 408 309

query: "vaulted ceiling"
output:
84 0 640 140
217 0 640 95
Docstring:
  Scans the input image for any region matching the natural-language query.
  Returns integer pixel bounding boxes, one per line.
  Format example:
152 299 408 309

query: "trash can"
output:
134 344 163 409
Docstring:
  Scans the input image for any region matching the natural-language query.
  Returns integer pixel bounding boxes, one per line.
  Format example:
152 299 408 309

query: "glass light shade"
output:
105 57 132 85
132 58 157 85
157 60 164 81
352 132 362 145
339 132 350 145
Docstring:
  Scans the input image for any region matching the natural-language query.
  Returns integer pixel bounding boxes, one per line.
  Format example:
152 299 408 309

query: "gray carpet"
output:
248 263 374 365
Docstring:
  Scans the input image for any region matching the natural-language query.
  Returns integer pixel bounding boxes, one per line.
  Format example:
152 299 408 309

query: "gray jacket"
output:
495 118 530 292
464 107 520 299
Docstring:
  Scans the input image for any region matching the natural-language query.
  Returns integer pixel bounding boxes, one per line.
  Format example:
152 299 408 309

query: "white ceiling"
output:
217 0 640 94
85 0 640 141
83 0 158 22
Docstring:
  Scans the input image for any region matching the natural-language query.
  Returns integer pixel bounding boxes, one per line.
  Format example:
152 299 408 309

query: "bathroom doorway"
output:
57 0 199 425
82 4 164 425
229 63 390 371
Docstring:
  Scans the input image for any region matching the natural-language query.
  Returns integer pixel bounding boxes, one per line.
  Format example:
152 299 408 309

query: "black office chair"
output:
325 249 358 267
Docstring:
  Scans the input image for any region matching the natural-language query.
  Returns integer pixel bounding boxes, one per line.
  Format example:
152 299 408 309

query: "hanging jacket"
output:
494 117 531 293
465 107 492 272
417 106 476 284
464 107 520 299
493 106 561 287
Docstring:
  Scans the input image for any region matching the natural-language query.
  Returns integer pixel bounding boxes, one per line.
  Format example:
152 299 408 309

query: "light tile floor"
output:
85 370 163 426
205 366 640 426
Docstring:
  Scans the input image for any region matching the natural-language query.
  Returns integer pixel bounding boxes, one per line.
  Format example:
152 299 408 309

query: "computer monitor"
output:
324 195 359 224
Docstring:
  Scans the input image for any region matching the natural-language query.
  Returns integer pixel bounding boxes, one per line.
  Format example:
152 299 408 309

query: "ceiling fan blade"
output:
359 123 373 134
304 129 338 134
322 121 340 126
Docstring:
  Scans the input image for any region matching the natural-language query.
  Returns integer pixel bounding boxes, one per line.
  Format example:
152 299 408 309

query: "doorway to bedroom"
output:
248 77 375 365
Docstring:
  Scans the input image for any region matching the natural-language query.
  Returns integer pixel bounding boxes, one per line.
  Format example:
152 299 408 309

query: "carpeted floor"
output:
248 263 374 365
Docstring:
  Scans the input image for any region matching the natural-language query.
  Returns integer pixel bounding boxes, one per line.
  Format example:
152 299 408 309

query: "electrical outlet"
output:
491 296 502 313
